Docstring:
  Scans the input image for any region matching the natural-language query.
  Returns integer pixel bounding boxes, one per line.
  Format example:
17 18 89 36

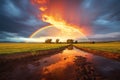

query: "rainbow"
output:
30 25 53 38
29 25 89 42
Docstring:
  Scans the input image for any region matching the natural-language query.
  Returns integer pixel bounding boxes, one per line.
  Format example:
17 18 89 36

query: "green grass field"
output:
74 42 120 54
0 42 120 55
0 43 68 55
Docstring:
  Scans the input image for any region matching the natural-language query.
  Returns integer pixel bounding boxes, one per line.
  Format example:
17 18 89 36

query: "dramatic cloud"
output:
88 32 120 41
0 31 38 42
92 32 120 38
0 0 120 42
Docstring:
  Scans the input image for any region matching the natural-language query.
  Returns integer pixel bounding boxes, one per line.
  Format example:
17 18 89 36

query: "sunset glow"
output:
0 0 120 80
30 0 89 42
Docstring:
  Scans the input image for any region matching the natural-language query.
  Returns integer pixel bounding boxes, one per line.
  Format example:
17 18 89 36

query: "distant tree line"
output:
44 39 95 44
45 39 52 43
45 39 77 44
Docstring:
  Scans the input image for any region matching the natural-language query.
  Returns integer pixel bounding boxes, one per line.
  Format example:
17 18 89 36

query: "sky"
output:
0 0 120 42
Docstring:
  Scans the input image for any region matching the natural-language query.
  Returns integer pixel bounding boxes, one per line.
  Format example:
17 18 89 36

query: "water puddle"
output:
2 47 120 80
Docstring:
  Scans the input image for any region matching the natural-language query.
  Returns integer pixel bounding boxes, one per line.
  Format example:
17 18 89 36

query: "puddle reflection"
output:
6 47 120 80
35 48 93 80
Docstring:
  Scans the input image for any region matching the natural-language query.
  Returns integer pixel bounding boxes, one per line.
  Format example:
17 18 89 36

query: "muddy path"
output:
0 47 120 80
75 47 120 61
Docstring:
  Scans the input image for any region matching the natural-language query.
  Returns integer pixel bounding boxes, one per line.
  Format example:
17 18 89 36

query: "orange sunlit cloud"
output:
30 0 91 42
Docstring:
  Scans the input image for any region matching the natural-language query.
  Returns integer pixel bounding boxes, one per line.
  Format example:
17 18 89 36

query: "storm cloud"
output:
0 0 120 42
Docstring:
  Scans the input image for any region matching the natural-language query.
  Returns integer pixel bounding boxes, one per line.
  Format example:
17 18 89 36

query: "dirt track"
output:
75 46 120 61
0 47 120 80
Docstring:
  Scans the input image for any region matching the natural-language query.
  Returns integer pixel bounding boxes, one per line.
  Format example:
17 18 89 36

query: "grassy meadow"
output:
0 43 68 55
0 42 120 55
74 42 120 54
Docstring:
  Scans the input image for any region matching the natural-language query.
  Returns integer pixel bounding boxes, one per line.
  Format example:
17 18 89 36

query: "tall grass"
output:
0 43 68 55
74 42 120 53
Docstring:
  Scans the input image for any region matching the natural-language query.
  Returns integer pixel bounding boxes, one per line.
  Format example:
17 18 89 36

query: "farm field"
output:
0 42 120 80
74 42 120 54
0 43 68 55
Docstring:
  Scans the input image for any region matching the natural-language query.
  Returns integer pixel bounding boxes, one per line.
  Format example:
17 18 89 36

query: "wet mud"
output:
0 47 120 80
75 47 120 61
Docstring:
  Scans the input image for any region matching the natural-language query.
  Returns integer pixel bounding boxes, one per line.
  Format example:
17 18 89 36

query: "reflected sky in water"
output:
7 48 120 80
